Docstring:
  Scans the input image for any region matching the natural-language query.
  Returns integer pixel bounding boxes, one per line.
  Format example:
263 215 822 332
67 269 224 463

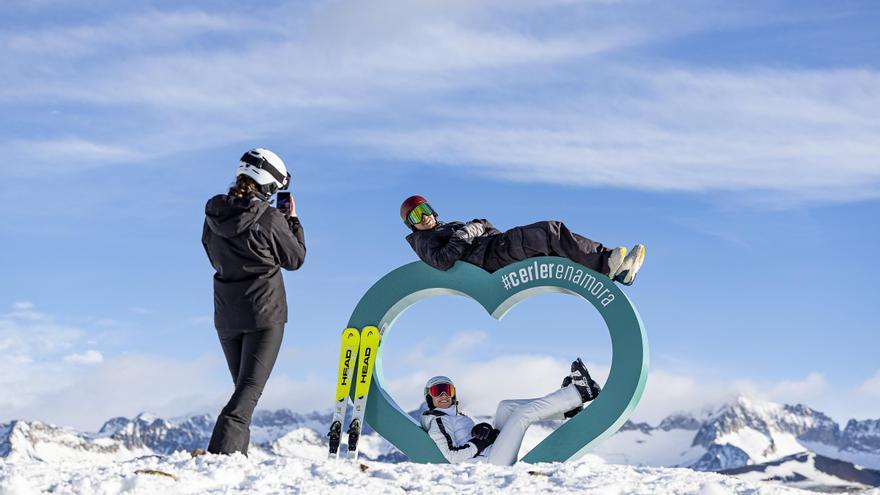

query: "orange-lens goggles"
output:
428 383 455 397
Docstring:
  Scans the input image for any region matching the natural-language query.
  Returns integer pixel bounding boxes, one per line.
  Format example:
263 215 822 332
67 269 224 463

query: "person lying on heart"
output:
420 358 602 465
399 195 645 285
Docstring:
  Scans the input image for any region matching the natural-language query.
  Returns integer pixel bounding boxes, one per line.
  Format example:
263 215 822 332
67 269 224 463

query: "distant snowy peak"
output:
693 396 839 448
842 418 880 453
620 420 653 434
0 420 136 462
94 409 334 455
97 412 215 454
597 396 880 476
658 413 704 432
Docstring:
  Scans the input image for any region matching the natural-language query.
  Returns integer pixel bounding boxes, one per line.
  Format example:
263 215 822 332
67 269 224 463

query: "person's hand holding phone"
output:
286 193 297 218
276 192 297 217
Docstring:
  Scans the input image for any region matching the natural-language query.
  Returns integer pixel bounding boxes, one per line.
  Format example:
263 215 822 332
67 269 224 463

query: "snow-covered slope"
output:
0 449 829 494
722 452 880 492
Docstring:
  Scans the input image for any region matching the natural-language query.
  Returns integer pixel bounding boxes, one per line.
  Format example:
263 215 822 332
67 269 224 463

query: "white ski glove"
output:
453 221 485 244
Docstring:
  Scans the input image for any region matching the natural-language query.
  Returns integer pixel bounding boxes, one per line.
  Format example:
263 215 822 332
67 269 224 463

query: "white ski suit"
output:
421 384 583 465
420 406 483 463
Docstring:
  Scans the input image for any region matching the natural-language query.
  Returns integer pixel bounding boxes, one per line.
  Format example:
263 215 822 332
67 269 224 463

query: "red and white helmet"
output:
236 148 290 195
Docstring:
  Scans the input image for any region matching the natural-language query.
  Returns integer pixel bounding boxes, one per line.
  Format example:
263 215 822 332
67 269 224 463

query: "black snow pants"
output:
481 221 611 273
207 325 283 455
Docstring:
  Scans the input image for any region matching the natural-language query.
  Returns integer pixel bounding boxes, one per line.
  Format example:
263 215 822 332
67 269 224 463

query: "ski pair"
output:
327 325 380 460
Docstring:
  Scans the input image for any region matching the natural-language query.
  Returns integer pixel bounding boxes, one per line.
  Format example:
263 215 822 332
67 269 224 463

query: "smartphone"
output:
276 192 291 215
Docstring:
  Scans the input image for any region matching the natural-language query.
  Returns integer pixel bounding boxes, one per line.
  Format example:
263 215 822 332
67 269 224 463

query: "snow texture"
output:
0 450 828 495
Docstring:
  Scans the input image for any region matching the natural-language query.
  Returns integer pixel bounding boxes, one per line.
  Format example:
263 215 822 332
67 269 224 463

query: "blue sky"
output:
1 0 878 431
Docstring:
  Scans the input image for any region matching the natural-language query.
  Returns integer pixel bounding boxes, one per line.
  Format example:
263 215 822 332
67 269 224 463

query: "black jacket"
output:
202 194 306 332
405 220 501 271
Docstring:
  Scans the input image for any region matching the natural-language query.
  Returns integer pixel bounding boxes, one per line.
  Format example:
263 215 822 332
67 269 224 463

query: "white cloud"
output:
0 2 640 174
63 350 104 365
4 302 48 321
0 301 336 431
764 372 829 403
3 1 875 205
349 67 880 205
1 138 142 176
856 370 880 399
381 333 856 425
0 303 91 410
0 301 224 429
15 353 231 431
2 308 876 432
2 10 241 57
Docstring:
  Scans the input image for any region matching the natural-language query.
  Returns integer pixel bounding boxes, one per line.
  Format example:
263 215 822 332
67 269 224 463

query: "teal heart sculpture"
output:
346 256 648 463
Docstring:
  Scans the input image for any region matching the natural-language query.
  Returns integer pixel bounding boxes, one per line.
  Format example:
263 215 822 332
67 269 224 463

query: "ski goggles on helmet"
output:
406 202 434 226
240 151 291 190
427 382 455 397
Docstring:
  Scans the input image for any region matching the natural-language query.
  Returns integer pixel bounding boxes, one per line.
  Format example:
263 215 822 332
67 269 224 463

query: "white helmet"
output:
424 375 457 409
236 148 291 195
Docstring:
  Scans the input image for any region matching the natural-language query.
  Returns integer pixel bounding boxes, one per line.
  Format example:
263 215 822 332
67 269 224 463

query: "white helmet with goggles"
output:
236 148 291 196
424 375 457 409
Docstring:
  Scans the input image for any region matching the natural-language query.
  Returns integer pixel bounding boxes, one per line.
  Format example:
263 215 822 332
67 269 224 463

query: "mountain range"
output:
2 395 878 492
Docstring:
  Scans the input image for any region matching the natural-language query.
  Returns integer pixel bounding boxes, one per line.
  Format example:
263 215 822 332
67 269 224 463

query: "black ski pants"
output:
207 325 283 455
482 221 610 273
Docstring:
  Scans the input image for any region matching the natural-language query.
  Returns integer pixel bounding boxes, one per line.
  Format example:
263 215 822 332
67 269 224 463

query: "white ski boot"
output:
606 246 627 279
612 244 645 286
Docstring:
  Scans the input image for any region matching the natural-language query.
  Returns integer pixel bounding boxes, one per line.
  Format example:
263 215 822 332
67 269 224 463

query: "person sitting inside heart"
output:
420 358 602 465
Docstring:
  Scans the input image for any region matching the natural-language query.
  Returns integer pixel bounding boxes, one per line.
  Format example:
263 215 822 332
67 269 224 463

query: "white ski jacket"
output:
420 406 482 463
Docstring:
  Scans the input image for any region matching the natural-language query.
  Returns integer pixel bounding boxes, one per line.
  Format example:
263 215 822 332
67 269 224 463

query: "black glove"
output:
469 427 499 456
471 422 494 441
487 427 499 444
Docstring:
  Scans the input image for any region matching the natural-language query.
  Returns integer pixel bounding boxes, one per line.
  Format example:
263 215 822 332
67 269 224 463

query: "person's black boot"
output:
570 358 602 402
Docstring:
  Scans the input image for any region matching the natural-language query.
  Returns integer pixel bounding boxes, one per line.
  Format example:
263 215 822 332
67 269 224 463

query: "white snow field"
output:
1 449 860 495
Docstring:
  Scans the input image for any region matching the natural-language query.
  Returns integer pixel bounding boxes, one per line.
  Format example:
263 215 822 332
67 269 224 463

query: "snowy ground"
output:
5 451 874 495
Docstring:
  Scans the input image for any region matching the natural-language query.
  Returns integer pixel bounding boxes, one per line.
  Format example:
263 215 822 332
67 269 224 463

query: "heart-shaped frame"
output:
347 256 648 463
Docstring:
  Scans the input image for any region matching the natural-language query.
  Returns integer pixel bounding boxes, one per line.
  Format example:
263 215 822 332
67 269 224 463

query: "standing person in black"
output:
400 195 645 285
202 148 306 455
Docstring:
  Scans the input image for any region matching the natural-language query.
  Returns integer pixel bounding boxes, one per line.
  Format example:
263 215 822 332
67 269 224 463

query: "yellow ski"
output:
346 325 380 459
327 327 360 458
